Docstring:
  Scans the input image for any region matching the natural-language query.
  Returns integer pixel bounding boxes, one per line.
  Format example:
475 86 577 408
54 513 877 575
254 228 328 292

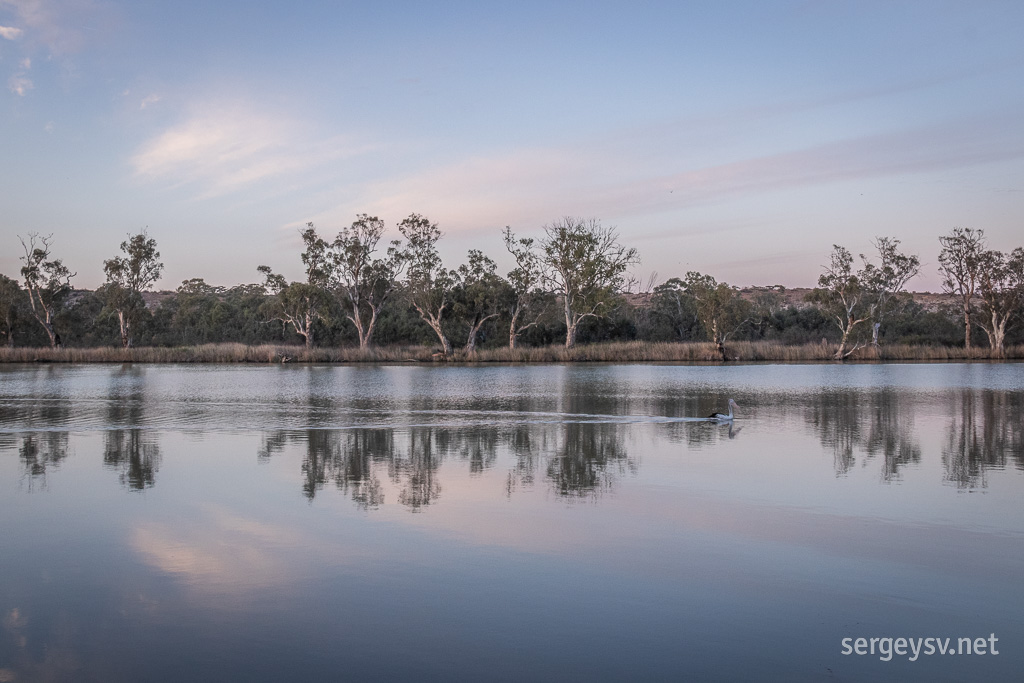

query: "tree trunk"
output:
424 317 452 356
303 311 314 349
465 314 497 354
563 296 576 348
118 309 132 348
362 307 382 349
351 309 366 348
983 311 1006 356
45 322 59 349
565 321 578 349
963 300 972 350
834 325 851 360
871 322 880 347
508 306 521 349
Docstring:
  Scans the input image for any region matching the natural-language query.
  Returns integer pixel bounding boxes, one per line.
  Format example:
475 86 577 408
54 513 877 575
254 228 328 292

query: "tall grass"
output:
1 341 1021 364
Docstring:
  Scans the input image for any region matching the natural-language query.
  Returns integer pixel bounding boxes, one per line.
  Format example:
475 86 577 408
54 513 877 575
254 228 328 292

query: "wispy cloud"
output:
0 0 111 54
331 113 1024 233
7 72 31 95
138 93 161 109
131 103 367 198
0 24 22 39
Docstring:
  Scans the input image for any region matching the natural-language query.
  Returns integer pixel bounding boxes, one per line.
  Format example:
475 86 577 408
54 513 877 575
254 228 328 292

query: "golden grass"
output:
1 341 1021 364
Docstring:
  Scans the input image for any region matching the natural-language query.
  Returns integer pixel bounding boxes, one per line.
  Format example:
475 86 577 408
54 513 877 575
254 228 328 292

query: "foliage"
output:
103 231 164 347
19 233 75 348
541 217 639 348
859 237 920 345
258 225 335 349
332 214 408 348
453 249 507 353
975 247 1024 354
679 272 752 350
938 227 986 349
502 226 547 349
0 274 23 347
808 245 873 359
399 214 456 355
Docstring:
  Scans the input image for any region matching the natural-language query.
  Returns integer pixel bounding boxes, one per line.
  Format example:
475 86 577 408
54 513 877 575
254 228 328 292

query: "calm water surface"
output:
1 362 1022 682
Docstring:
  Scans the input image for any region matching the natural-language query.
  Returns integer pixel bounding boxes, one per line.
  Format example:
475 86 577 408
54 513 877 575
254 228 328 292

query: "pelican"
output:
708 399 739 421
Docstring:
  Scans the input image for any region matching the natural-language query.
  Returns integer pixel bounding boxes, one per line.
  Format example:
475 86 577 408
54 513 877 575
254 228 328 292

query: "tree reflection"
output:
260 429 389 508
808 389 920 481
504 421 636 500
943 390 1024 490
393 427 441 510
8 388 71 488
17 431 69 489
547 423 635 498
103 366 161 490
103 429 160 490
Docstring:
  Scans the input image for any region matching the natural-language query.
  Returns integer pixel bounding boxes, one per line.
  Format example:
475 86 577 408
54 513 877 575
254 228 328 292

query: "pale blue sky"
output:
2 0 1022 291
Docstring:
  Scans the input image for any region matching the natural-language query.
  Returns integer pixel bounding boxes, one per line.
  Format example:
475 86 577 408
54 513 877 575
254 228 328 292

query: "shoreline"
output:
1 341 1021 365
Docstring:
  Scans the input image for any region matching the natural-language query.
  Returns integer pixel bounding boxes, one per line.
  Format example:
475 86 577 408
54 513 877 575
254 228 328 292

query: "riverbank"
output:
1 341 1021 364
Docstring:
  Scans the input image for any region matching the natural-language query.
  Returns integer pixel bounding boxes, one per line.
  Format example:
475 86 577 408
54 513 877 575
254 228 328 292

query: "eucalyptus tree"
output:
975 247 1024 355
258 224 333 349
502 226 547 349
0 274 21 347
938 227 986 349
859 237 920 346
540 217 639 348
680 272 751 354
103 231 164 347
809 245 871 359
333 214 409 348
648 278 701 341
399 214 456 355
18 233 75 348
454 249 506 353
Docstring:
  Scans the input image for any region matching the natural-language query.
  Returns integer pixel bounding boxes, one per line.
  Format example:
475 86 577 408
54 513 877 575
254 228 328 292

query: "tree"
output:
809 245 871 359
540 217 639 348
680 272 751 357
332 214 408 348
258 224 333 349
0 274 22 347
102 232 164 348
648 278 701 341
399 214 456 355
938 227 985 349
19 233 75 348
975 247 1024 355
454 249 506 353
502 226 547 349
860 237 920 346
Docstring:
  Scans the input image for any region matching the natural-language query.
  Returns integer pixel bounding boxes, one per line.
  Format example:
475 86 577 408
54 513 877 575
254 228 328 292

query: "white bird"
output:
708 399 739 421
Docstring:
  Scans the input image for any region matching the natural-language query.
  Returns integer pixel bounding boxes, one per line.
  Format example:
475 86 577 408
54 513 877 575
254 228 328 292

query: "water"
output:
1 362 1022 682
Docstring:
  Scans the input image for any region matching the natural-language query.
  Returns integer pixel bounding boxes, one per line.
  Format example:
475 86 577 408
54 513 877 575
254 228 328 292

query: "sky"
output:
2 0 1023 292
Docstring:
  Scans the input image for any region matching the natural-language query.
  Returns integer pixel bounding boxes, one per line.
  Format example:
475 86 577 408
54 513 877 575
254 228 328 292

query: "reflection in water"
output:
103 367 161 490
257 421 638 506
6 384 71 487
808 390 921 481
260 429 388 507
18 431 69 488
943 390 1024 490
545 423 635 498
104 430 161 490
3 365 1024 683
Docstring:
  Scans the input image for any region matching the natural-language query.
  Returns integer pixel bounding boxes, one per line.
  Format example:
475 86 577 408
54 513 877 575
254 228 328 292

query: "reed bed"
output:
1 341 1021 364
